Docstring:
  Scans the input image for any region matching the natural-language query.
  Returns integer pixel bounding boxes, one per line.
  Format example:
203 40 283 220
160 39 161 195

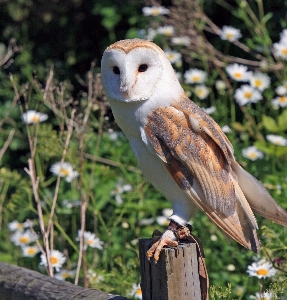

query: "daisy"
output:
21 245 40 257
247 260 277 279
138 217 154 226
138 28 158 41
242 146 264 161
22 110 48 124
210 235 217 241
194 85 209 99
8 220 33 232
156 216 170 226
40 250 66 272
273 41 287 60
50 162 79 182
271 96 287 108
221 125 231 133
157 25 174 36
171 36 191 46
220 26 242 42
184 69 207 84
226 63 251 82
275 84 287 95
215 80 227 90
234 85 262 106
249 72 270 91
77 230 104 251
164 49 182 64
86 269 104 284
203 106 216 115
266 134 287 146
142 6 170 16
162 208 173 218
226 264 235 271
280 29 287 43
10 230 38 246
111 180 132 204
54 269 76 281
129 283 143 300
250 292 273 300
108 131 119 141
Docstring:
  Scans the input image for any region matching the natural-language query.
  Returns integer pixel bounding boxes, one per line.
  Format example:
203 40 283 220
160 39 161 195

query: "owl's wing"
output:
144 99 260 252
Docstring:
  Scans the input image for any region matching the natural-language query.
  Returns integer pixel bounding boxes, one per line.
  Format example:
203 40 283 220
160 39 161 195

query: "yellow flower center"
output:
196 89 204 96
17 223 24 229
87 239 94 245
279 96 287 103
168 54 175 60
50 256 59 265
226 33 234 39
60 168 70 176
248 152 257 159
254 79 262 87
28 248 36 255
256 268 268 276
31 116 40 123
244 92 252 99
192 76 200 82
282 48 287 55
20 236 29 244
151 8 160 15
135 288 142 296
234 72 243 79
62 272 69 279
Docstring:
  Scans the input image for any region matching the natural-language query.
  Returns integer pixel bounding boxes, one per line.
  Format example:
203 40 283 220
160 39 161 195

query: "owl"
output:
101 39 287 261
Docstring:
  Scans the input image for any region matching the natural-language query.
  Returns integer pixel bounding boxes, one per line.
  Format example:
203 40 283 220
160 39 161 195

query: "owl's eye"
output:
113 66 120 74
138 64 148 72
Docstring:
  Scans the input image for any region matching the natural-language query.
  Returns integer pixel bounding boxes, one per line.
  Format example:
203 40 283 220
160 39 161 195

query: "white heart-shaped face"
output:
101 46 163 102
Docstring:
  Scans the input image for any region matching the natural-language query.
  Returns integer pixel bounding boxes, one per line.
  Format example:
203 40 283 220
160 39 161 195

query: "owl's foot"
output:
146 221 192 262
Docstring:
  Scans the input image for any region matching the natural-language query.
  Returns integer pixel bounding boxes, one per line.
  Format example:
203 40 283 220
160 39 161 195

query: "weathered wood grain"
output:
0 262 128 300
139 239 201 300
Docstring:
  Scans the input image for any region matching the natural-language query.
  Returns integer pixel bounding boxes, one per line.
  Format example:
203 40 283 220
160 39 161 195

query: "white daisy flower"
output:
194 85 209 99
10 230 38 246
226 63 251 82
227 264 235 271
249 72 270 91
162 208 173 218
273 41 287 60
171 36 191 46
54 269 76 281
247 259 277 279
266 134 287 146
156 215 170 226
250 292 274 300
157 25 174 36
8 220 25 232
203 106 216 115
234 85 262 106
275 84 287 95
138 28 157 41
21 245 40 257
272 96 287 108
215 80 227 90
50 162 79 182
108 131 119 141
40 250 66 272
220 26 242 42
221 125 231 133
138 218 154 226
111 180 132 205
280 29 287 43
142 6 170 16
86 269 104 284
164 49 182 64
22 110 48 124
210 235 217 241
242 146 264 161
184 69 207 84
77 230 104 251
129 283 142 300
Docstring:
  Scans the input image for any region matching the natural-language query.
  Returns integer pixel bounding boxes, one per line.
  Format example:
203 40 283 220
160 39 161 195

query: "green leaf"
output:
278 109 287 131
262 115 279 132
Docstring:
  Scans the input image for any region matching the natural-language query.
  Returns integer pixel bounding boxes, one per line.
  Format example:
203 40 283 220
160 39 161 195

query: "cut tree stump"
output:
139 239 202 300
0 262 128 300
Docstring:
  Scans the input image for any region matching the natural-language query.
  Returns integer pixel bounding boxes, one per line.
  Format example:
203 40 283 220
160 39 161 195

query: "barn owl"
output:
101 39 287 261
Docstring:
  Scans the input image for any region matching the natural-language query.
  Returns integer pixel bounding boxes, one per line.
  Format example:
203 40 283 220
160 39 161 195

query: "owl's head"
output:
101 39 177 102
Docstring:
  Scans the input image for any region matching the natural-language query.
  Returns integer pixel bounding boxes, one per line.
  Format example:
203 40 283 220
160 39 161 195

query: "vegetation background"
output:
0 0 287 299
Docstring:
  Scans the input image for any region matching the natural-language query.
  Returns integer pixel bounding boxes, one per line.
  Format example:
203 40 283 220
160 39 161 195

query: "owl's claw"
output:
147 235 178 262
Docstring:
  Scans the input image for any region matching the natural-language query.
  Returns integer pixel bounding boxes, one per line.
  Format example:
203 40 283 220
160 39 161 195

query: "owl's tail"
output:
231 160 287 227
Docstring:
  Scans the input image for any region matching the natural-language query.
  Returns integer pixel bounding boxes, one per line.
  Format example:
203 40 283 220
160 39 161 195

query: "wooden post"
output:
0 262 128 300
139 239 201 300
